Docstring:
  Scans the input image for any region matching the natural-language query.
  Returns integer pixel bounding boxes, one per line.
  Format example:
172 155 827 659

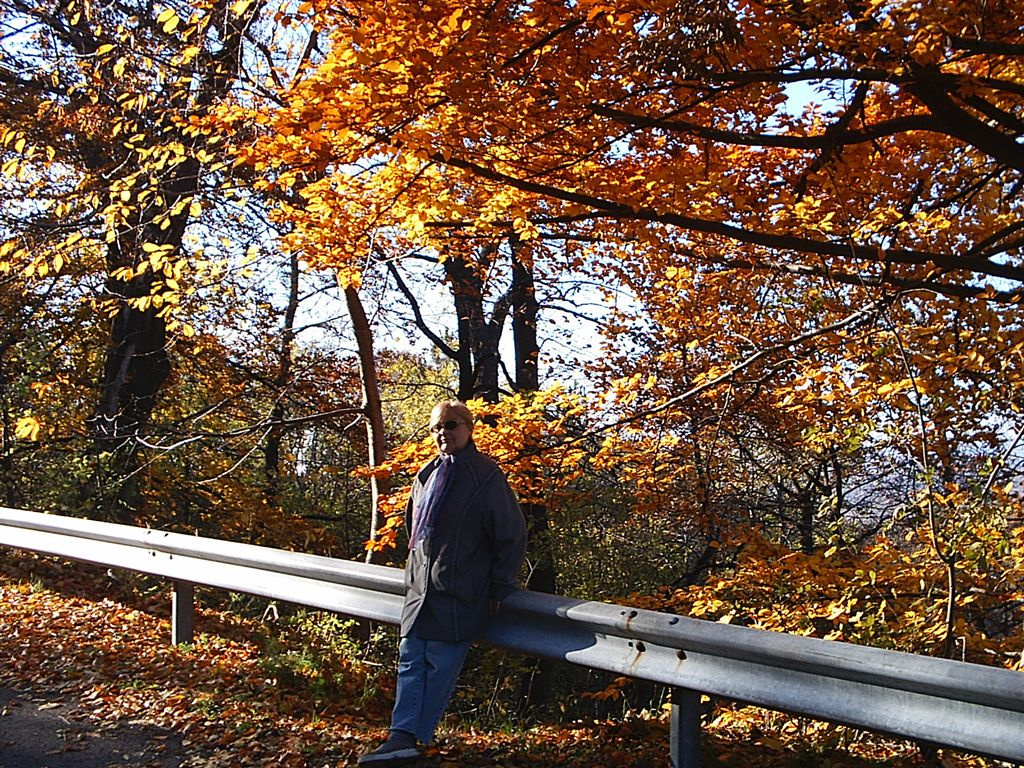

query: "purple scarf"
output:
409 454 455 550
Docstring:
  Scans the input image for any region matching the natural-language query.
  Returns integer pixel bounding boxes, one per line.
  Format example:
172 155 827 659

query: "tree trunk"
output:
444 244 506 402
942 557 959 659
510 238 539 393
89 199 186 522
508 238 557 712
264 250 301 505
345 285 391 563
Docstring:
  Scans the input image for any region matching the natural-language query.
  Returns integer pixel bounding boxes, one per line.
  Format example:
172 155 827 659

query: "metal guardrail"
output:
2 506 1023 767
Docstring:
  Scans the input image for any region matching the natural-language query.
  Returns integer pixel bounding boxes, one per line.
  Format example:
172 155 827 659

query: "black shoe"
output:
357 731 420 765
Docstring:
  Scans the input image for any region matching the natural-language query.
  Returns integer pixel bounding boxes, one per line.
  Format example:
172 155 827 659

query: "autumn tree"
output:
235 0 1024 660
0 0 316 520
3 0 1022 754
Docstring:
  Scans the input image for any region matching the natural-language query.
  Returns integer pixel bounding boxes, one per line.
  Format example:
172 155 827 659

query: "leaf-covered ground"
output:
0 552 1000 767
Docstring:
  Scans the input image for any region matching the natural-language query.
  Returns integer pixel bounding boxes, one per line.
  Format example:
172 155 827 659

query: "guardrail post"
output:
670 686 701 768
171 580 195 645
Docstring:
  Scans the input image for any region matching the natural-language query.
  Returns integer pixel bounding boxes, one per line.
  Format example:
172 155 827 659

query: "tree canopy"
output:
2 0 1023 759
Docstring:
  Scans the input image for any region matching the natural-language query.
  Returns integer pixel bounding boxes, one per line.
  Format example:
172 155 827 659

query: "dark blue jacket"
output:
400 442 527 641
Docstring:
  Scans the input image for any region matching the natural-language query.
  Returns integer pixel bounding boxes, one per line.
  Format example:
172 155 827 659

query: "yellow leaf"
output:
441 7 463 33
877 378 913 396
161 11 180 33
15 416 40 441
230 0 253 15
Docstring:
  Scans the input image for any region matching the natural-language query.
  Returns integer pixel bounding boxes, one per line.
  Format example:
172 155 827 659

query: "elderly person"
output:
358 400 528 765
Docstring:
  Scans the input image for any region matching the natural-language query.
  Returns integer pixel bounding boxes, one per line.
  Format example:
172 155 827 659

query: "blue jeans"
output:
389 631 472 743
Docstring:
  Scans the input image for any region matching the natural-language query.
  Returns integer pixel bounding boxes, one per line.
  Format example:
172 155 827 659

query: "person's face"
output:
430 408 471 455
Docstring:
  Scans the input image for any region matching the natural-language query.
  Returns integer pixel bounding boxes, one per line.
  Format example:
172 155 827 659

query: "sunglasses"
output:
430 419 464 433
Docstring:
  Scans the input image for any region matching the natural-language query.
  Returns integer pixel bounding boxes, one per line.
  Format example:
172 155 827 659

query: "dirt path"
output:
0 684 183 768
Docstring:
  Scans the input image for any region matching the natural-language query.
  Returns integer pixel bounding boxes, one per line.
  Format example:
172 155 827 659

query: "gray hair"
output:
432 400 474 430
